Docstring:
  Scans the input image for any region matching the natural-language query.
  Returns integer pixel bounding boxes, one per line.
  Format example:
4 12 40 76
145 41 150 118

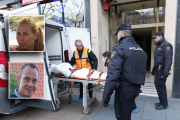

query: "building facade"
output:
89 0 180 98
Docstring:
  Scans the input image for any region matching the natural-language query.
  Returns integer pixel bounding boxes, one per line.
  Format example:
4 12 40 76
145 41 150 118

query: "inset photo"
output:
9 15 45 52
9 62 44 99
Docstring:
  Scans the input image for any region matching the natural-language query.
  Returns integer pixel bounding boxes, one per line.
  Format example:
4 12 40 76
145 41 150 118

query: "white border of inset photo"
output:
8 15 45 52
8 62 45 99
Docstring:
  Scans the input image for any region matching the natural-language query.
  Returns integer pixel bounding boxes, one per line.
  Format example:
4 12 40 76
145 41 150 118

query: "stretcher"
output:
52 67 106 115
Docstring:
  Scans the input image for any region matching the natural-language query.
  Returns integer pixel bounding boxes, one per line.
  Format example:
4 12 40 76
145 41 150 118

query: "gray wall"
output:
173 0 180 98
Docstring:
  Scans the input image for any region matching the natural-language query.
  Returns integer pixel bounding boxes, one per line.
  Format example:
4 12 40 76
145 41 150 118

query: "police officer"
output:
68 39 98 102
102 51 139 113
151 32 173 110
102 23 147 120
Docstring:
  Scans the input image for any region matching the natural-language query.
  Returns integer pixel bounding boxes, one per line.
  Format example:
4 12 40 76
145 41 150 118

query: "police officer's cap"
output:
115 23 132 35
152 32 164 39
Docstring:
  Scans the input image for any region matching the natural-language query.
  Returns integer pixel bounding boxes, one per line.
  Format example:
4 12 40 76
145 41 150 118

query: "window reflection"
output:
117 7 165 25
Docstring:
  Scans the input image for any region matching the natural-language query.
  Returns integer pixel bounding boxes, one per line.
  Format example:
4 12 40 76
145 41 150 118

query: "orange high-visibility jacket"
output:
75 47 91 69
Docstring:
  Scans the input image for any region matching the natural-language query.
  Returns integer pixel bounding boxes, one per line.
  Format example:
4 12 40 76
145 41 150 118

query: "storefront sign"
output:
22 0 46 5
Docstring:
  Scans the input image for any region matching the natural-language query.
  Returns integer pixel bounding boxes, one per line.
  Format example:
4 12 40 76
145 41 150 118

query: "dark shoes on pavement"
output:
155 102 161 106
155 102 168 110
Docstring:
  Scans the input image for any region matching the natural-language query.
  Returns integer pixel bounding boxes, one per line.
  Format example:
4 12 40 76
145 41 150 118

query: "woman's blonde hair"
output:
18 17 44 51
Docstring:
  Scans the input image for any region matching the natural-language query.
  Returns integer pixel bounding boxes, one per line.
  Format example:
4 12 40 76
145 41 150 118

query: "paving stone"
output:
143 101 156 110
57 111 84 120
34 117 56 120
2 92 180 120
25 116 37 120
135 100 145 109
39 109 68 120
166 111 180 120
81 106 103 120
141 108 166 120
165 103 176 112
89 106 116 120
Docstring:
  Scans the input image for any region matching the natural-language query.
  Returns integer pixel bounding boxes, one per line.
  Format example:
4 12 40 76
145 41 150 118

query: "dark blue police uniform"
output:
152 37 173 108
103 36 147 120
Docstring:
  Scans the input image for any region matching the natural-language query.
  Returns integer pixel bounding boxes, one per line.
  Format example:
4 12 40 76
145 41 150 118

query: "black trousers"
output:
79 82 92 98
114 82 140 120
132 101 137 110
155 74 168 105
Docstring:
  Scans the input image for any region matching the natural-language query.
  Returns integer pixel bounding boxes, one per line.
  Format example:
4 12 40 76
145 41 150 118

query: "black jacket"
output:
68 47 98 70
103 36 147 102
104 58 109 67
152 38 173 78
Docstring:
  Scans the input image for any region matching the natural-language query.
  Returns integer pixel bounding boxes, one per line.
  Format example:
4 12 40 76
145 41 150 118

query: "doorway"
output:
132 28 158 97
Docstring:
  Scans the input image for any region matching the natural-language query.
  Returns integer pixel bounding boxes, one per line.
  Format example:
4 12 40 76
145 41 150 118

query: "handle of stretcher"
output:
71 81 74 93
69 68 80 78
98 72 104 85
87 69 95 80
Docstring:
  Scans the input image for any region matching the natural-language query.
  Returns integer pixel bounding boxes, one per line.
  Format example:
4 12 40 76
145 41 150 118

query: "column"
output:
90 0 109 72
172 0 180 98
164 0 178 98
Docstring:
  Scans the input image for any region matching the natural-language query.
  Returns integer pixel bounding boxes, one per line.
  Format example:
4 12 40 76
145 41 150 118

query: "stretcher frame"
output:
52 78 72 110
52 76 106 115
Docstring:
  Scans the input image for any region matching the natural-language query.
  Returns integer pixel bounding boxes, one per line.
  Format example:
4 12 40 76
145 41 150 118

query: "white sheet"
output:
90 71 107 80
50 63 74 77
50 63 107 80
71 68 89 79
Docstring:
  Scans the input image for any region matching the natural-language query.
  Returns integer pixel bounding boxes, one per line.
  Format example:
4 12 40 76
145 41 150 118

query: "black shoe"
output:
155 104 168 110
155 102 161 106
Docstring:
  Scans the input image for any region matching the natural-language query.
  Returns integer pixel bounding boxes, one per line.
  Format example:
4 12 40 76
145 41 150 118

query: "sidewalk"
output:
83 95 180 120
1 88 180 120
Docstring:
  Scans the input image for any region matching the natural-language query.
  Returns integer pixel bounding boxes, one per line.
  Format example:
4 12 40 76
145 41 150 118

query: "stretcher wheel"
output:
92 98 99 106
68 94 72 104
55 99 61 111
82 107 90 115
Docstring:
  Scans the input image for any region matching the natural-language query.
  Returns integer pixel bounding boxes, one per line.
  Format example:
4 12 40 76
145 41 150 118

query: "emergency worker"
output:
102 23 147 120
68 39 98 102
151 32 173 110
102 51 111 68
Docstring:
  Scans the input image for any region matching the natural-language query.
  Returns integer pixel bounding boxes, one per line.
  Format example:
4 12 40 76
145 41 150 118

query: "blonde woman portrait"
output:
9 15 44 51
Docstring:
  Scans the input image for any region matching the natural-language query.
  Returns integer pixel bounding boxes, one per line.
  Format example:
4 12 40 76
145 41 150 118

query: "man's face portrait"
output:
18 66 39 98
